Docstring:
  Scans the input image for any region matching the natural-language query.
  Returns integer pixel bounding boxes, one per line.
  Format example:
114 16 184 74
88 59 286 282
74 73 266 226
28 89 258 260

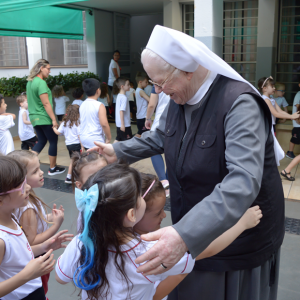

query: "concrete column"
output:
163 0 182 31
85 9 97 74
26 37 42 70
256 0 278 84
194 0 223 57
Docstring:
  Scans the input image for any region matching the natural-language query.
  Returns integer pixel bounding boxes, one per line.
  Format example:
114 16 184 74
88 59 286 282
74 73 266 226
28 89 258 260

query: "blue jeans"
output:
151 155 168 181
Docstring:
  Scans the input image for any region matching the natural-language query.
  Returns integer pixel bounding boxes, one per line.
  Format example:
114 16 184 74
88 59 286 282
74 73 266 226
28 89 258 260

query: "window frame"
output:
0 36 29 69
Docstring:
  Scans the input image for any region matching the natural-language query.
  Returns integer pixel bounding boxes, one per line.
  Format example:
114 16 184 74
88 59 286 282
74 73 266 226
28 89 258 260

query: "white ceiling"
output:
71 0 164 15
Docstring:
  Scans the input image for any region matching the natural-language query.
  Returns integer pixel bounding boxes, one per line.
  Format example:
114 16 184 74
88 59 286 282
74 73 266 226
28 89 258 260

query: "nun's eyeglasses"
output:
149 68 177 89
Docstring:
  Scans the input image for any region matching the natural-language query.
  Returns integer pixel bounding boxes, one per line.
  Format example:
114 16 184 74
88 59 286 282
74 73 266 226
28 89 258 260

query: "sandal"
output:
280 170 295 181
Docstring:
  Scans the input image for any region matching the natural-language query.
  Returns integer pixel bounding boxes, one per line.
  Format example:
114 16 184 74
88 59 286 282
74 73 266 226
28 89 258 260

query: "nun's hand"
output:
135 226 188 275
88 142 117 164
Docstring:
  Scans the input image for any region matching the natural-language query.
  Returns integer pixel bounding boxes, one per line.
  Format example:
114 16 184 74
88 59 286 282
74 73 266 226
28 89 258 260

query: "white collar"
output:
186 71 218 105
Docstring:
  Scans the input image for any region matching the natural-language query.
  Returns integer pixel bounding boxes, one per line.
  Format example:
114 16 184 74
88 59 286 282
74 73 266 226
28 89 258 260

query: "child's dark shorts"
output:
116 126 133 141
291 127 300 144
66 143 81 158
21 136 38 150
136 118 149 135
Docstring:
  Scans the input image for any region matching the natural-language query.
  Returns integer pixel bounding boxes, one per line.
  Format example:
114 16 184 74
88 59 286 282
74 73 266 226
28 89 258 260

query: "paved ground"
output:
31 163 300 300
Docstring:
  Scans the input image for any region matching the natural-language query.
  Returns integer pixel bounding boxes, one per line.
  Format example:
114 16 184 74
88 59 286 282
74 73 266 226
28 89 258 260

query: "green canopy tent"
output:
0 0 88 13
0 5 85 40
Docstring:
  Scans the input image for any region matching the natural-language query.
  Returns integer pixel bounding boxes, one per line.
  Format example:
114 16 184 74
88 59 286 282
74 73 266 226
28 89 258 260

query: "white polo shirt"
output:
56 236 195 300
57 121 80 145
0 219 42 300
0 114 14 155
136 88 148 120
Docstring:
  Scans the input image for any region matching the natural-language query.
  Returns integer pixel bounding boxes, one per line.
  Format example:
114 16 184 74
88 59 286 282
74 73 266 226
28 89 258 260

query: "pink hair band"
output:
142 180 156 198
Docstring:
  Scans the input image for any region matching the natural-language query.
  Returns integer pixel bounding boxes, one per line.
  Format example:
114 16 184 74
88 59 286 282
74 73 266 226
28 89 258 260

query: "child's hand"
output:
145 119 152 130
22 250 55 281
239 206 262 230
292 111 300 120
120 125 125 132
52 208 64 228
42 230 73 253
53 203 64 213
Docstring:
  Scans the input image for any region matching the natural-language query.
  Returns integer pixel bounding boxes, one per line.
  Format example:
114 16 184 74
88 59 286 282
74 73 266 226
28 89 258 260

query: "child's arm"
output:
107 94 111 106
196 206 262 260
139 89 150 102
153 274 188 300
0 241 55 298
145 93 159 129
31 230 73 257
2 112 16 120
99 104 112 143
22 111 32 125
265 98 299 120
53 127 63 136
19 208 64 246
120 110 125 132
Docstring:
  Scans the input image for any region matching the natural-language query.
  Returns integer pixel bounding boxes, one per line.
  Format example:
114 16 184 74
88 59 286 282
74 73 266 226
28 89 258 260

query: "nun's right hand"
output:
89 142 117 164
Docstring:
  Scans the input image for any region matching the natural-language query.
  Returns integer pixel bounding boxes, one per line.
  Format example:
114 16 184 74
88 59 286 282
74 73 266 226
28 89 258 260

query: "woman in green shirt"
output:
26 59 65 175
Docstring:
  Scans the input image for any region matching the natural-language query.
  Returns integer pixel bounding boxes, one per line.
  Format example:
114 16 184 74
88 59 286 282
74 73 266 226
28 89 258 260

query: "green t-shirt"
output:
26 77 53 127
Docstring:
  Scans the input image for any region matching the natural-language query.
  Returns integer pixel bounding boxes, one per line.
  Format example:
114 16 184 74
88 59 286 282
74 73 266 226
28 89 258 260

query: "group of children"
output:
0 146 263 299
257 76 300 180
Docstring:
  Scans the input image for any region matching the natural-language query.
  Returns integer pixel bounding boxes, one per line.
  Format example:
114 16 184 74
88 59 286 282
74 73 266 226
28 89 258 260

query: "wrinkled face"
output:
0 99 7 114
143 57 192 105
40 64 51 79
26 156 44 188
134 191 166 234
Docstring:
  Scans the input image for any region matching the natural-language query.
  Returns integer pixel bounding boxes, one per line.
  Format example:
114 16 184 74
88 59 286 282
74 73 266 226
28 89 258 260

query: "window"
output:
223 1 258 85
183 4 194 37
276 0 300 104
41 11 87 66
0 36 28 67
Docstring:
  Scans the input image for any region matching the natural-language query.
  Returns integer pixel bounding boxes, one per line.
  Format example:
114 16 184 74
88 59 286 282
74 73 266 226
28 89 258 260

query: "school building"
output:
0 0 299 141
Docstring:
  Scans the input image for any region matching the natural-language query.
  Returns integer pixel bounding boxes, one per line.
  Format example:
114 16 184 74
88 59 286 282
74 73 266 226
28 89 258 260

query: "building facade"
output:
0 0 299 104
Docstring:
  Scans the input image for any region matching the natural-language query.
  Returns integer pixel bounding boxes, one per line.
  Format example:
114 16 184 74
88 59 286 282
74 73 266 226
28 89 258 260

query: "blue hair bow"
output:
74 184 101 290
75 184 99 213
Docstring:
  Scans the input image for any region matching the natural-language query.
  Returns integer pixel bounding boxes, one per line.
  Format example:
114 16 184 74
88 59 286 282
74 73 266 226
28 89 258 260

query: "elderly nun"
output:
91 26 284 300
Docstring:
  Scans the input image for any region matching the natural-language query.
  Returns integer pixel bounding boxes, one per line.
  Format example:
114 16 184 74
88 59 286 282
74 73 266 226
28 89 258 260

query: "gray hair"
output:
27 59 49 81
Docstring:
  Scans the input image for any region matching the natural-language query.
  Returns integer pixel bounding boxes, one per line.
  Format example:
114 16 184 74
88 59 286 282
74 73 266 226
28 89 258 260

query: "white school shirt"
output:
72 99 83 106
115 94 131 127
57 121 80 145
262 95 276 125
274 96 288 108
16 201 48 234
126 88 135 102
108 59 120 86
136 88 148 119
79 99 105 149
292 91 300 128
55 96 70 115
151 92 170 132
18 108 35 141
0 114 14 155
0 219 42 300
56 236 194 300
98 95 109 107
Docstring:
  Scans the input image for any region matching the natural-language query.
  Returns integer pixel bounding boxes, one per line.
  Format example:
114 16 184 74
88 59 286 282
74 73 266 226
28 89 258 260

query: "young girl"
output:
56 163 262 300
258 76 299 166
98 82 111 117
52 85 70 123
7 150 65 296
0 156 72 300
134 173 262 300
53 104 84 184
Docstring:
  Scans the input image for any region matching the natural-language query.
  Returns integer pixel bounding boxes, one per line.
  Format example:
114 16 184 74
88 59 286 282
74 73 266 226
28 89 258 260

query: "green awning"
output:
0 0 88 13
0 6 84 40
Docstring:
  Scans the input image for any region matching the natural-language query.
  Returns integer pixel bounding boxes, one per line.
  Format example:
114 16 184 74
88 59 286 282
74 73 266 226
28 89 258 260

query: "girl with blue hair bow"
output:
55 163 262 300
